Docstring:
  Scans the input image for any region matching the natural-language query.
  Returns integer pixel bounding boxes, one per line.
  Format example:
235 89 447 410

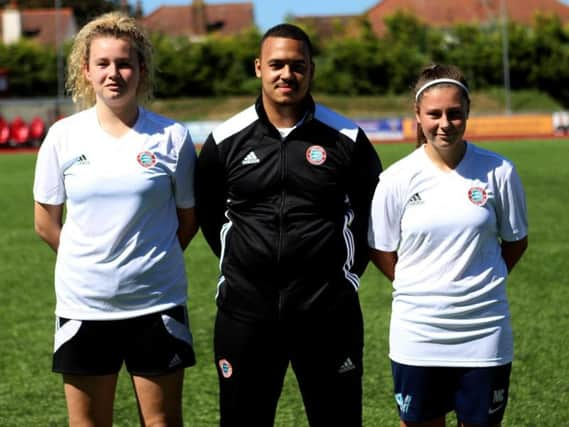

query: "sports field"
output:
0 139 567 426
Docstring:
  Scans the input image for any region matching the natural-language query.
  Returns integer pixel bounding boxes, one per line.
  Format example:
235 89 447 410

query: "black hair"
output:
260 23 313 58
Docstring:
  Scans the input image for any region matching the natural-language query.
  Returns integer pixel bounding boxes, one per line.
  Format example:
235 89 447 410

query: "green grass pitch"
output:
0 139 568 426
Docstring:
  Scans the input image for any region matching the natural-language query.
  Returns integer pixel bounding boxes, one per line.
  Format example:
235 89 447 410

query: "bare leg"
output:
63 374 118 427
401 416 446 427
461 423 500 427
131 369 185 427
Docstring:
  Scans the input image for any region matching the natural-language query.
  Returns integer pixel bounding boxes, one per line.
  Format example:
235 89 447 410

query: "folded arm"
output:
501 236 528 272
34 202 63 253
176 207 199 250
369 248 398 282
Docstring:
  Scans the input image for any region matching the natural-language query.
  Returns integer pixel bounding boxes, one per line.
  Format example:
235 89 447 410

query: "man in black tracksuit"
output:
196 24 382 427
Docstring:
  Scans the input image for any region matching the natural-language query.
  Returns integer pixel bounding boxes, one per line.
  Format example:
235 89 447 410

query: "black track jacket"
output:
196 96 382 321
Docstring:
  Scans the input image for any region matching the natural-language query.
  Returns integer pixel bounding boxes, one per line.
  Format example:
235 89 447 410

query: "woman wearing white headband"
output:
368 64 528 427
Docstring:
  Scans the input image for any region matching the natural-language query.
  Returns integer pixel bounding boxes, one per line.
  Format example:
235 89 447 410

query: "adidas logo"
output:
169 354 182 368
76 154 89 165
338 357 356 374
241 151 260 165
408 192 423 205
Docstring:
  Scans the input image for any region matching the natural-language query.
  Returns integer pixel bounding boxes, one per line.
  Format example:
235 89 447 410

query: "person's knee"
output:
141 413 183 427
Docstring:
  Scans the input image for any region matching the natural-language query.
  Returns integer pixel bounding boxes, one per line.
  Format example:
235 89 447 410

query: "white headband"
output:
415 78 469 101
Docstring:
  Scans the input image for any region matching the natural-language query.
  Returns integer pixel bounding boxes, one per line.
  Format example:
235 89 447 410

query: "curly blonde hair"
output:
66 12 154 110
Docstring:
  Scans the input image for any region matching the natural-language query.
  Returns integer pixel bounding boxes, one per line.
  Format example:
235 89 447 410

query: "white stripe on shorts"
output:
161 313 193 346
53 319 82 353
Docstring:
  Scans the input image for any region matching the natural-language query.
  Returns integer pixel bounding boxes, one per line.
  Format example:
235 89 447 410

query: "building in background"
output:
292 0 569 38
367 0 569 34
0 0 255 46
141 0 255 39
0 2 76 46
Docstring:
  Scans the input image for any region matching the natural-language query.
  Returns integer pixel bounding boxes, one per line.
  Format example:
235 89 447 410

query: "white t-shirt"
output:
33 107 196 320
368 143 528 367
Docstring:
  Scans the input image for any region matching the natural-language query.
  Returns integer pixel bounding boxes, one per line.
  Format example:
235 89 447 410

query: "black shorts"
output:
53 305 196 376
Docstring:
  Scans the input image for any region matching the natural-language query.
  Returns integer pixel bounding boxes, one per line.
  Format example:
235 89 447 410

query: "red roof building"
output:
367 0 569 34
141 1 255 38
0 6 77 46
293 0 569 38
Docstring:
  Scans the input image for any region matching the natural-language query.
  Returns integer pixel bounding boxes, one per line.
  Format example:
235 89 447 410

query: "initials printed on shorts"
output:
395 393 412 413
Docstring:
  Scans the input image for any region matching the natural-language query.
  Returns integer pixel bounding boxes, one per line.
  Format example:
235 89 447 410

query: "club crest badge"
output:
468 186 488 206
306 145 327 165
136 151 157 168
218 358 233 378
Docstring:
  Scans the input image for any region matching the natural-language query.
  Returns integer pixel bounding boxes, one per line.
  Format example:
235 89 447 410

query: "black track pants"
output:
214 300 364 427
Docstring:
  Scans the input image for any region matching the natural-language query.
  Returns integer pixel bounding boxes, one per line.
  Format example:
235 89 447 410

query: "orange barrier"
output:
403 114 553 140
402 118 416 140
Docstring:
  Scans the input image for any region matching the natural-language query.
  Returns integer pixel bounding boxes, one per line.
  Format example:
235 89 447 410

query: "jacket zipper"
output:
277 139 287 314
277 139 287 263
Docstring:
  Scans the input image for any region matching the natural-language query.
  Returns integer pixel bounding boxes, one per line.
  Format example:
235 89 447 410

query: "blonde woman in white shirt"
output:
368 64 528 427
33 12 197 427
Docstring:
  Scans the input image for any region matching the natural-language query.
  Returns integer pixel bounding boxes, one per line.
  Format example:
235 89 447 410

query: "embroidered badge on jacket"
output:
306 145 327 165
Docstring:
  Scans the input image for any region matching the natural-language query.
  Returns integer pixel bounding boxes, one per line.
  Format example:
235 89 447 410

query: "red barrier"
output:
10 116 30 144
29 116 46 143
0 117 9 144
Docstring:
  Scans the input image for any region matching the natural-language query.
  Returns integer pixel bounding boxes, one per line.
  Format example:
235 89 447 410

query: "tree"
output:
316 37 389 95
151 29 261 97
0 39 58 96
381 12 429 93
529 13 569 107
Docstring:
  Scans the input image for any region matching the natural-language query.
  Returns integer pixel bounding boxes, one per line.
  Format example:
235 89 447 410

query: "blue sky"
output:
141 0 569 32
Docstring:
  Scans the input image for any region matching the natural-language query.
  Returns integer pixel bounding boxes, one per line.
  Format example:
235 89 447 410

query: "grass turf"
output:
0 139 567 426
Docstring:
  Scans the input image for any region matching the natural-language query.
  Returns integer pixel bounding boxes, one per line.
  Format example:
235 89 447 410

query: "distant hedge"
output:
1 12 568 107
